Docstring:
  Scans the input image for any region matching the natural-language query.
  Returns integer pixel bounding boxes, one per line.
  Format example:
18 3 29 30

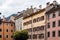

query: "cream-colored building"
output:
23 8 46 40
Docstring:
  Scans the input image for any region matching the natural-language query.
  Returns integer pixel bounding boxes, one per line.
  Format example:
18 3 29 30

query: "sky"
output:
0 0 60 17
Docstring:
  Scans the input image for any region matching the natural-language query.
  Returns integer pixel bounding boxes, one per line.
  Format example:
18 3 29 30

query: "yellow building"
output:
23 8 46 40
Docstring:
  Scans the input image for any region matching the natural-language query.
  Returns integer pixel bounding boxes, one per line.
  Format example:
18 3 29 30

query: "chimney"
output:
39 5 42 9
46 2 50 7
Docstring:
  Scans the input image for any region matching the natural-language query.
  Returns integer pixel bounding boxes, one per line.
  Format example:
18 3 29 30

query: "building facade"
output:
45 1 60 40
0 19 15 40
23 8 46 40
15 6 34 31
15 13 23 31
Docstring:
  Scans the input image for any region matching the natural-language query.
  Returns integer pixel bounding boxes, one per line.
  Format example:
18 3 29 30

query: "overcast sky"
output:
0 0 60 17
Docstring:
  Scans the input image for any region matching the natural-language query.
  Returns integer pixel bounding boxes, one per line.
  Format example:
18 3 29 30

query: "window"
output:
36 27 40 31
52 21 55 27
0 20 2 25
0 29 2 32
33 34 37 39
47 32 50 37
40 26 44 30
39 34 44 39
6 35 8 38
52 31 55 37
6 29 8 32
37 17 40 22
33 28 36 32
58 30 60 37
0 35 2 38
52 12 55 18
28 28 32 32
29 20 32 24
58 20 60 26
11 30 13 32
48 23 50 28
41 16 44 20
11 35 13 38
33 19 36 23
59 11 60 16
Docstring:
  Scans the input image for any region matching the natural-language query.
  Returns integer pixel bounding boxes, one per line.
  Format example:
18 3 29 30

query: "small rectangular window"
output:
6 35 8 38
58 30 60 37
6 29 8 32
0 20 2 25
39 34 44 39
52 31 55 37
40 26 44 30
58 20 60 26
0 35 2 38
47 32 50 37
0 29 2 32
33 19 37 23
48 23 50 28
11 30 13 32
41 16 44 20
11 35 13 38
37 17 40 22
52 21 55 27
33 34 37 39
52 12 55 18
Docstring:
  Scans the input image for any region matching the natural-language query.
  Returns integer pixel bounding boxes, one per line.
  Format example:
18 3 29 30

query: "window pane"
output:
48 23 50 28
52 21 55 27
52 31 55 37
0 29 2 32
0 35 2 38
58 20 60 26
11 30 13 32
52 12 55 18
39 34 44 39
11 35 13 38
47 32 50 37
33 34 37 39
6 35 8 38
47 14 50 20
6 29 8 32
58 30 60 37
33 19 36 23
